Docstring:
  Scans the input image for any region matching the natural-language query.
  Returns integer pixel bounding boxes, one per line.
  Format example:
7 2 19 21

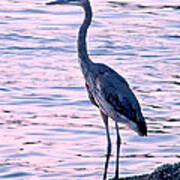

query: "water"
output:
0 0 179 179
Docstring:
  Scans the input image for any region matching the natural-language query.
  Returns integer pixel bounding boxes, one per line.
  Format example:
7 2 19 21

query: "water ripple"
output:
0 0 179 179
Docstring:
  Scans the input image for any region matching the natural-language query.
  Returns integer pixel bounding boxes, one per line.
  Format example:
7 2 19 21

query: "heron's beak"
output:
46 0 69 5
46 0 81 6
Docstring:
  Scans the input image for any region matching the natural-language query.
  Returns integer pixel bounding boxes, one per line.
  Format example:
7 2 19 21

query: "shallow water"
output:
0 0 180 179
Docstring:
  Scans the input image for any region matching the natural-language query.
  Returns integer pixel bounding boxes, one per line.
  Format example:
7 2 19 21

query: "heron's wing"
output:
93 63 147 135
97 71 141 122
104 86 137 121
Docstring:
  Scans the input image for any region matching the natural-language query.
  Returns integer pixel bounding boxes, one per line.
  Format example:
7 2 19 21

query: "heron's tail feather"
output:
136 113 147 136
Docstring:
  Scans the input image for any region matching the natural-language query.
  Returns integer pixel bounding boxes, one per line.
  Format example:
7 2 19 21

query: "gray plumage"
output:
85 63 147 136
46 0 147 179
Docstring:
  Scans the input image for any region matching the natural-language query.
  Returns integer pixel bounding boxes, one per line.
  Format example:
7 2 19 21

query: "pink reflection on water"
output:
0 0 179 179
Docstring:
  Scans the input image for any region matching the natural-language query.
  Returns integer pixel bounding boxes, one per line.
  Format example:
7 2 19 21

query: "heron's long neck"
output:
78 2 93 76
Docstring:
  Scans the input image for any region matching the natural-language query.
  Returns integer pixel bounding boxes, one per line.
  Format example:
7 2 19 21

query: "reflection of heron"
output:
46 0 147 179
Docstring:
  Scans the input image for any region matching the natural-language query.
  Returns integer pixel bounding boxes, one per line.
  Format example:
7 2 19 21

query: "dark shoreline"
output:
118 162 180 180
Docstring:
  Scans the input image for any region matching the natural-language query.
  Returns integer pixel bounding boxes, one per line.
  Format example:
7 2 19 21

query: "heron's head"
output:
46 0 88 6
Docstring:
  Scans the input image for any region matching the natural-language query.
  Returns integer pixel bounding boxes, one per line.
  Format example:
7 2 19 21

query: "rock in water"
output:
119 162 180 180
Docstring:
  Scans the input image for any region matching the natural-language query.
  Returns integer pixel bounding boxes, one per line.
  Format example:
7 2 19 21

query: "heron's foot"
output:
109 176 119 180
115 173 119 180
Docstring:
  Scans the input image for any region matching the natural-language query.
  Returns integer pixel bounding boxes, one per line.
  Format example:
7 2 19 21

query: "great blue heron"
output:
46 0 147 179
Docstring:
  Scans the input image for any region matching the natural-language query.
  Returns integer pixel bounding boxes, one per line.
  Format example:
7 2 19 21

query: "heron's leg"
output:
115 121 121 179
100 111 111 153
100 111 111 180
